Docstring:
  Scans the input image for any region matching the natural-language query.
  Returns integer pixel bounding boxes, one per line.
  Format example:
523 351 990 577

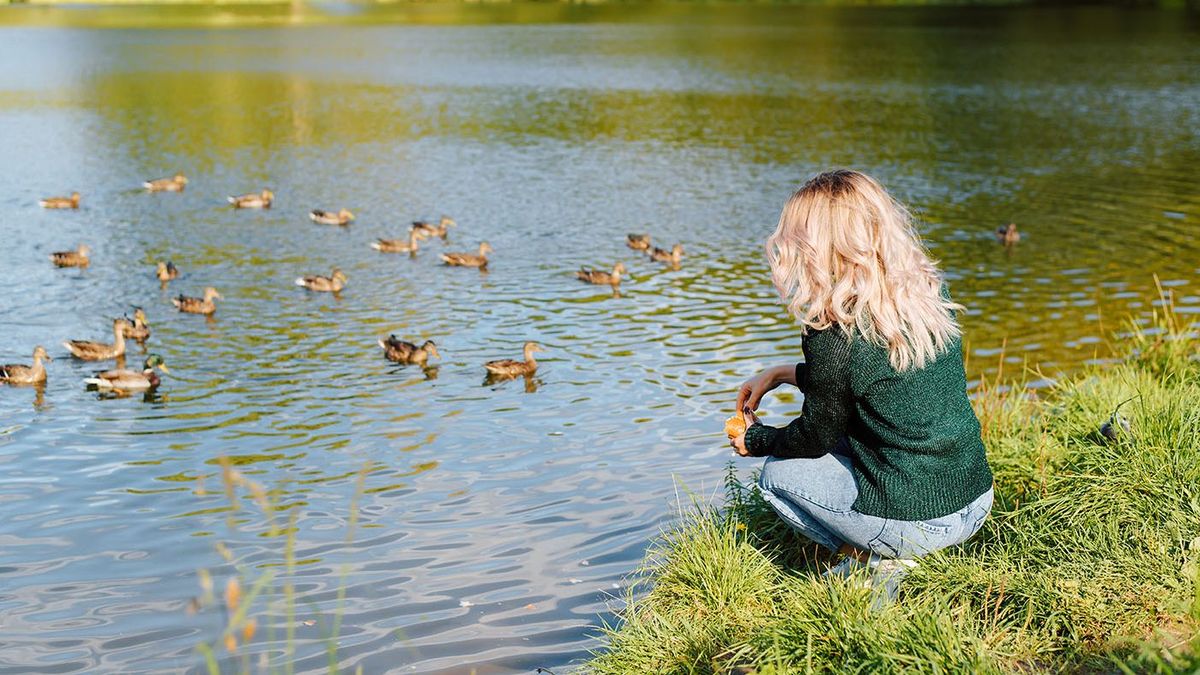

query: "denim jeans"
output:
757 450 993 559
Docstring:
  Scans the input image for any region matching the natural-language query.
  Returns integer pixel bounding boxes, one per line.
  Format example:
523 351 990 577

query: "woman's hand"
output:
730 408 761 457
735 364 796 413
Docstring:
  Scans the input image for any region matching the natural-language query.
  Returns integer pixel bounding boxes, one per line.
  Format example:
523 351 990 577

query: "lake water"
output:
0 5 1197 672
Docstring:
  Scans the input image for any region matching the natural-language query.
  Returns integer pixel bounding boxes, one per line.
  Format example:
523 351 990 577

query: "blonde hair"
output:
766 170 961 372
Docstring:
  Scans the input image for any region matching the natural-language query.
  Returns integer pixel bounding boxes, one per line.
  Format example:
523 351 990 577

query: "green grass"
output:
588 301 1200 674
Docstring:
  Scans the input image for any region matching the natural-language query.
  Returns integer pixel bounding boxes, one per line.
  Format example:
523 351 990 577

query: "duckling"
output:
64 318 130 361
0 346 51 385
996 223 1020 245
144 173 188 192
295 268 347 292
122 308 151 341
156 261 180 282
40 192 80 209
50 244 90 268
371 229 421 254
577 262 626 287
413 216 456 240
626 233 651 251
310 208 355 226
85 354 169 392
228 189 273 209
484 341 543 378
173 287 221 315
441 242 492 268
649 243 684 265
378 336 440 366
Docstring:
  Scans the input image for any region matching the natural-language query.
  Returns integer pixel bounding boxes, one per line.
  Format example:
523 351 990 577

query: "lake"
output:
0 4 1196 672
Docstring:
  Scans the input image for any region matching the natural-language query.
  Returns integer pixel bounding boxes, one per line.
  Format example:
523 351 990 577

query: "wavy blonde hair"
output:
766 170 961 372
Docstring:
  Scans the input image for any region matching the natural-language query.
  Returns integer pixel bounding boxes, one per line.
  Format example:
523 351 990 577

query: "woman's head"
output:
766 169 960 371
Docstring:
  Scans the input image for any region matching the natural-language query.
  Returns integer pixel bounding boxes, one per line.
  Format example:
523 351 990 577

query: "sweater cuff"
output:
743 423 779 457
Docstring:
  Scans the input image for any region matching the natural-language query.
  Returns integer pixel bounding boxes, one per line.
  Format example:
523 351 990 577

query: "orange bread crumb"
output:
724 414 747 439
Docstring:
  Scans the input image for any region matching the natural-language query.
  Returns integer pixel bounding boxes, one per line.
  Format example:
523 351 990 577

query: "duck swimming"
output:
228 190 273 209
156 261 179 283
626 234 651 251
0 346 51 385
371 229 421 254
413 216 456 240
310 209 355 226
144 174 188 192
85 354 169 392
64 318 130 361
484 341 543 378
40 192 80 209
122 308 151 341
649 243 684 265
173 287 221 315
441 242 492 268
996 223 1020 245
576 262 626 287
379 336 440 366
50 244 90 268
295 268 347 293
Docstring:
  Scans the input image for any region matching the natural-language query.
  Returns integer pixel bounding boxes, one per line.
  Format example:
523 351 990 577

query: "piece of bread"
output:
724 413 747 439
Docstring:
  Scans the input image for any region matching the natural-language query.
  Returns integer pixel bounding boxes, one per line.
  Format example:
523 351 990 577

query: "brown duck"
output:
122 308 151 341
577 262 626 287
85 354 169 392
64 318 130 361
144 174 188 192
626 234 651 251
310 209 355 226
295 268 347 292
50 244 91 268
484 341 543 378
156 261 180 282
996 223 1020 245
371 229 421 254
173 287 221 315
379 336 440 366
413 216 456 240
0 346 51 385
228 190 273 209
441 242 492 268
40 192 80 209
649 243 684 265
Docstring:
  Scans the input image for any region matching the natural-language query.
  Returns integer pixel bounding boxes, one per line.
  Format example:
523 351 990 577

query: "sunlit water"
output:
0 5 1197 672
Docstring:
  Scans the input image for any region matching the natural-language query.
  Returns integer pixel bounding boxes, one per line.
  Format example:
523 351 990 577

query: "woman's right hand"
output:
735 364 794 413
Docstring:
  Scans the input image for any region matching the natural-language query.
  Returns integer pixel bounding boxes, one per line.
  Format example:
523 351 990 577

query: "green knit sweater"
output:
744 324 993 521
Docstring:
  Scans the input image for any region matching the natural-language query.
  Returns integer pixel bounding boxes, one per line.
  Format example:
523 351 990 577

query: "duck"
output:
577 262 626 287
413 216 456 240
626 234 651 251
295 268 347 292
40 192 80 209
379 336 440 366
122 308 151 341
441 242 492 268
649 243 684 265
484 341 543 378
310 208 355 226
996 223 1020 245
156 261 180 282
173 287 221 315
50 244 90 268
228 190 273 209
64 318 130 361
144 173 188 192
371 229 421 254
84 354 169 392
0 346 51 385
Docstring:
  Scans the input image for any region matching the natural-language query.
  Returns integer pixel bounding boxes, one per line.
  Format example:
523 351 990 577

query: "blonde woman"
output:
731 170 993 601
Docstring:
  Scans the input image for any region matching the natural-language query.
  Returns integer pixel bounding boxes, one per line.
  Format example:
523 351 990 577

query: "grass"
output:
588 297 1200 674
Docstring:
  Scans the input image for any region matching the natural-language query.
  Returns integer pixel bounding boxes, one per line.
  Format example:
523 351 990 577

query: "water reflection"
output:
0 5 1196 674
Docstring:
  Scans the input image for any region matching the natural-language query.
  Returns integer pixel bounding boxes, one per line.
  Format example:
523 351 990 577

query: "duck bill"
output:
157 364 171 374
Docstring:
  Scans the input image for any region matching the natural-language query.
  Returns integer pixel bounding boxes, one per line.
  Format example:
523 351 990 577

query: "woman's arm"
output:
735 363 804 413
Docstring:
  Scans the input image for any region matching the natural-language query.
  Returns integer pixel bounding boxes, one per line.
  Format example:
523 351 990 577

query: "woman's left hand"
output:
730 408 760 457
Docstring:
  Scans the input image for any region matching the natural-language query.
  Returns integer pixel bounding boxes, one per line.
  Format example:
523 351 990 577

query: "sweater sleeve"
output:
795 362 809 393
744 331 851 458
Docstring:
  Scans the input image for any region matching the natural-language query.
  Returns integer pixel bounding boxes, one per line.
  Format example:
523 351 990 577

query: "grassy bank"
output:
589 300 1200 674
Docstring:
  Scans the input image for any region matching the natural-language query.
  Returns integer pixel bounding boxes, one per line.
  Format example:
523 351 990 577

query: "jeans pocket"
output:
870 518 955 559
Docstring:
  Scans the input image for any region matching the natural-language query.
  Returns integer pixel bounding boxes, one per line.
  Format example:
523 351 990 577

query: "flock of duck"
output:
0 173 687 393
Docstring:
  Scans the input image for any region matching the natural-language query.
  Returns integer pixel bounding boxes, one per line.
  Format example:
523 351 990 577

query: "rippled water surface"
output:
0 5 1197 672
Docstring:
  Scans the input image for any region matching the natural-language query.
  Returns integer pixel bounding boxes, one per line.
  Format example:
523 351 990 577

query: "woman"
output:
731 170 993 601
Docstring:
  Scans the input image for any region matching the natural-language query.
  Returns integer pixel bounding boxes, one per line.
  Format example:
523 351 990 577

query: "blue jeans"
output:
757 451 993 559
